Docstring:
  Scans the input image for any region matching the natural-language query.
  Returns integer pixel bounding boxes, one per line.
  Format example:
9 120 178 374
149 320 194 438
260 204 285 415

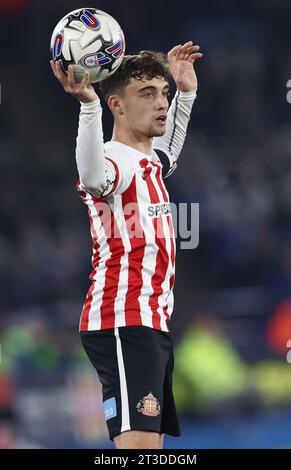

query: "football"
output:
50 8 125 83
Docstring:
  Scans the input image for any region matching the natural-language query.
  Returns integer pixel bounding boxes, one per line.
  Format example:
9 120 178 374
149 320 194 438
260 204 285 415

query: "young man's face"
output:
118 75 169 138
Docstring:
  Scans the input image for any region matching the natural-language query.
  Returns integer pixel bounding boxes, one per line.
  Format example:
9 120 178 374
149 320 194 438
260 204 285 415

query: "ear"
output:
108 95 124 116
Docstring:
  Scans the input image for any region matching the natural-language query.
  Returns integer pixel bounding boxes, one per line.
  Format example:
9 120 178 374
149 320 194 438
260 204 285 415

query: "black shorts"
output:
80 326 181 441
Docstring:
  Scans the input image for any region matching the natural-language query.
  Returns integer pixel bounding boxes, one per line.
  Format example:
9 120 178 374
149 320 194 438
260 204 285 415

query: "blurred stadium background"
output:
1 0 291 448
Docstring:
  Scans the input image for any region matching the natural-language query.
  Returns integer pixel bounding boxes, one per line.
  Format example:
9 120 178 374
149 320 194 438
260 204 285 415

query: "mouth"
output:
155 115 167 125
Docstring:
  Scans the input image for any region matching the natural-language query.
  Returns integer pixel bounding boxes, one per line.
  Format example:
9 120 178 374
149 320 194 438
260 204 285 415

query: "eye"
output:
163 91 170 97
143 92 153 98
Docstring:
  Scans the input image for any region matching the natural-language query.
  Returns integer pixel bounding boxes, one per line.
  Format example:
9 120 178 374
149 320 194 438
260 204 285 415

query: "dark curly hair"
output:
98 50 171 101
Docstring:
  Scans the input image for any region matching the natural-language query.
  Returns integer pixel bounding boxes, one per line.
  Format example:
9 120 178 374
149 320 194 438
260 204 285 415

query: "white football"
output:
50 8 125 83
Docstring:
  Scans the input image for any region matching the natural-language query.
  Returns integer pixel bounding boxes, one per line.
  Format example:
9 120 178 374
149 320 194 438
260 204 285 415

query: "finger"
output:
79 71 90 91
50 60 57 75
168 44 182 57
177 48 190 60
55 61 67 83
67 64 76 87
54 61 63 81
51 60 60 77
185 45 200 53
77 71 89 92
188 52 203 62
179 43 200 57
178 47 197 59
84 71 90 86
179 41 193 51
178 46 202 61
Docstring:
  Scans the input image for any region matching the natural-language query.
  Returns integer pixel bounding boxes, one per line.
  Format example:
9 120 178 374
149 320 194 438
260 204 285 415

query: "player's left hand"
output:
167 41 203 92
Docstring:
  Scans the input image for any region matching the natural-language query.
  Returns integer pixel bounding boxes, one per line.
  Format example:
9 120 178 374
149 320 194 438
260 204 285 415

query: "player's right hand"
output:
50 60 99 104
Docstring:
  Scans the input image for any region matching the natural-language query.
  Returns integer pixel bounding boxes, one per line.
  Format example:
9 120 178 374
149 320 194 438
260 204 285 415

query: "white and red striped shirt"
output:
76 91 196 332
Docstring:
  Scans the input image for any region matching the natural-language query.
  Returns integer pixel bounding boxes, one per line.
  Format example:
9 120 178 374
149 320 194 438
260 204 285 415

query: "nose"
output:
156 94 168 110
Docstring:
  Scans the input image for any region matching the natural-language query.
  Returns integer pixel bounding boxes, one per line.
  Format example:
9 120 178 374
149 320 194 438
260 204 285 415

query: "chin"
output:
156 129 166 137
149 127 166 138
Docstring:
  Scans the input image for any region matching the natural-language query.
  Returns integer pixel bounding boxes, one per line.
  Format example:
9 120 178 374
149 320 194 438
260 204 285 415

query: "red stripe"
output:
94 199 125 329
144 168 170 329
80 282 95 331
122 176 144 326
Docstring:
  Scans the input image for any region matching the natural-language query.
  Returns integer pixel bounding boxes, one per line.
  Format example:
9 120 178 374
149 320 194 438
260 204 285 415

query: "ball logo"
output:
52 31 64 60
105 36 124 59
82 53 112 68
80 9 101 30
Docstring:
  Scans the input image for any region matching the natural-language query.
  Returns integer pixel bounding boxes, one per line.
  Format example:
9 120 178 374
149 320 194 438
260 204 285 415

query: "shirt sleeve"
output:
75 99 119 198
152 89 197 178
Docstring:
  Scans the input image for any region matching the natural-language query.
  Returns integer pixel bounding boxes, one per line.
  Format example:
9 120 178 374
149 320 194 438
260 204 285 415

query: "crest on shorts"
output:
136 392 160 417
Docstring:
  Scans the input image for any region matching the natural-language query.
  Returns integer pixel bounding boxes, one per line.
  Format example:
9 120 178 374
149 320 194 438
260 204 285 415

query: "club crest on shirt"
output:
139 158 159 180
136 392 160 417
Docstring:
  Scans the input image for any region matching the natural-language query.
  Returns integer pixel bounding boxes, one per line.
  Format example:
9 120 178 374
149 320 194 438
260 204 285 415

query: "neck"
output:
112 126 153 156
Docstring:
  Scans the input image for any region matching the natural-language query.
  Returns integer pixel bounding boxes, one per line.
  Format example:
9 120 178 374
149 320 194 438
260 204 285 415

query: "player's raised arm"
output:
153 41 203 177
50 61 117 198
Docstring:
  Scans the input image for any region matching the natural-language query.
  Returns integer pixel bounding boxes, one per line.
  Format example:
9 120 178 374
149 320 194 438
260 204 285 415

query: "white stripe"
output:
115 328 131 433
86 195 111 330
